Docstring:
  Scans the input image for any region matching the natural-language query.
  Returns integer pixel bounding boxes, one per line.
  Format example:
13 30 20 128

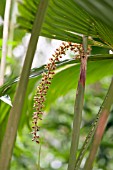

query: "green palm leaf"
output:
17 0 113 48
0 55 113 136
75 0 113 30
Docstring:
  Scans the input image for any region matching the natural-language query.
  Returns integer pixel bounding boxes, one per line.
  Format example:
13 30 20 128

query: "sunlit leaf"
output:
45 59 113 109
0 95 13 107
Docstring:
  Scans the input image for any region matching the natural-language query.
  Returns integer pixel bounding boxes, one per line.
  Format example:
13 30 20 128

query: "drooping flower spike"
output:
32 41 90 143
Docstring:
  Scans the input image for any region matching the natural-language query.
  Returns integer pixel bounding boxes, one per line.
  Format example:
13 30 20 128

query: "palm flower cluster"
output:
32 42 85 143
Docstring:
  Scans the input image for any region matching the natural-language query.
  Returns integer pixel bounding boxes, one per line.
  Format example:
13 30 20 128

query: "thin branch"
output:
74 90 106 169
0 0 12 86
7 0 17 57
0 1 49 170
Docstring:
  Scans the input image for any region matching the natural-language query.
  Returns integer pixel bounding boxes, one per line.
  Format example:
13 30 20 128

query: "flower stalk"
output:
68 36 90 170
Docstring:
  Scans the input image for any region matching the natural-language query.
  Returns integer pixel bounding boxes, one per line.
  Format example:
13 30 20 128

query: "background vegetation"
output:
0 0 113 170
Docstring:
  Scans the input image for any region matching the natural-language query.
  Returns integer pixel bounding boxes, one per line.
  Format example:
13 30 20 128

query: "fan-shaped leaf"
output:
17 0 113 48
